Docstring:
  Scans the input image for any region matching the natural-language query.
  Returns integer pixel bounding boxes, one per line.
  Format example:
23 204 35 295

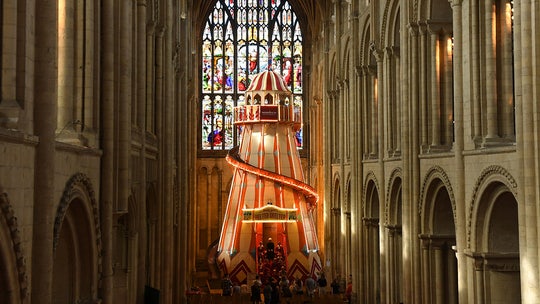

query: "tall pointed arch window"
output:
201 0 304 152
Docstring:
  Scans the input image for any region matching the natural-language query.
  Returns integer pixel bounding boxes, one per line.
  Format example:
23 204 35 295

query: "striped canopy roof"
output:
247 70 291 93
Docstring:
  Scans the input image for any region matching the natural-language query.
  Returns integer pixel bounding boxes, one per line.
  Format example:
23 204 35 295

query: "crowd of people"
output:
221 272 353 303
219 238 354 303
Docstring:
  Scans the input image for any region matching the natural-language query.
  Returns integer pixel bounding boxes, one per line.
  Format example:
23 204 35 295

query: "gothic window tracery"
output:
201 0 304 152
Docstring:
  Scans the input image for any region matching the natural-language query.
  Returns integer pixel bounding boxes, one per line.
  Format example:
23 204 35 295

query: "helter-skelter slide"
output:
217 70 321 284
225 145 319 210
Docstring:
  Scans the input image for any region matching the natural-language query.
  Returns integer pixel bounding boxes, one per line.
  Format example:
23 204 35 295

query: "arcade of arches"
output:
0 0 537 303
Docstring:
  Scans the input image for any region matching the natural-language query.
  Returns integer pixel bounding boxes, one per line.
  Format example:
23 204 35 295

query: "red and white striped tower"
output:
217 70 321 284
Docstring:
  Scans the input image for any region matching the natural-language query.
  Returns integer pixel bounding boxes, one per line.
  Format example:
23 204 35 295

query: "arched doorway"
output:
472 182 520 303
420 178 457 304
386 176 403 304
51 174 100 304
52 197 99 303
363 179 380 303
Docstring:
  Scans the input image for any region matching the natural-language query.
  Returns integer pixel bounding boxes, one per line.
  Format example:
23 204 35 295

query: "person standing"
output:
331 275 341 295
270 279 280 304
251 281 262 304
345 278 353 303
305 276 316 297
221 274 233 296
263 281 273 304
317 272 328 295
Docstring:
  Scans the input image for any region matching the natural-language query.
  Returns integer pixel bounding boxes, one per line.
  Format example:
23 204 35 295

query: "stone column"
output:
136 0 148 299
118 0 133 213
352 64 364 301
362 68 370 155
362 217 371 303
474 257 485 304
410 23 423 304
517 0 540 302
57 0 74 132
100 0 116 301
484 0 498 139
443 30 453 146
369 67 378 156
82 0 97 145
161 10 176 299
448 246 458 304
429 26 441 147
374 46 387 303
368 219 376 304
1 0 17 102
383 47 392 153
32 0 58 302
450 1 469 302
419 23 428 150
402 21 414 304
500 1 514 139
471 0 482 139
386 225 397 304
433 244 444 304
420 236 431 304
332 207 342 278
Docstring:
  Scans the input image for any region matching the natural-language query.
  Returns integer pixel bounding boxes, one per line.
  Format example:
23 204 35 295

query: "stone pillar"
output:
517 0 540 302
100 0 116 301
448 246 458 304
332 207 342 277
1 0 17 103
474 257 485 303
362 68 370 155
32 0 57 302
387 226 395 304
386 225 402 304
136 0 148 300
449 1 470 302
420 236 431 304
366 218 380 304
400 21 413 299
353 64 365 301
411 24 423 304
118 0 133 213
484 0 498 139
419 23 428 150
370 67 378 156
469 0 481 139
83 0 96 143
57 0 74 132
383 47 391 153
443 30 453 146
433 245 444 304
500 1 514 139
429 26 441 147
375 46 387 303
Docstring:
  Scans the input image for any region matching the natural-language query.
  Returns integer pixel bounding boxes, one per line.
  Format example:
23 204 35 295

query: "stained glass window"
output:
201 0 304 151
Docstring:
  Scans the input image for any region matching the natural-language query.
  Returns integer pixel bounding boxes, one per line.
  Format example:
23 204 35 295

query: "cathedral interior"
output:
0 0 539 303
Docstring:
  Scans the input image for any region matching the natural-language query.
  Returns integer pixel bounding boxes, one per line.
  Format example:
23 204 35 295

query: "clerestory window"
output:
201 0 304 153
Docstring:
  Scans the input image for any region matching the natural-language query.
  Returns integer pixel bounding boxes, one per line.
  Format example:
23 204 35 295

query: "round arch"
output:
467 165 520 303
362 172 380 218
52 173 101 303
419 166 456 232
385 168 402 225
